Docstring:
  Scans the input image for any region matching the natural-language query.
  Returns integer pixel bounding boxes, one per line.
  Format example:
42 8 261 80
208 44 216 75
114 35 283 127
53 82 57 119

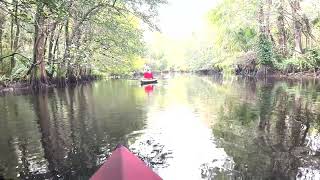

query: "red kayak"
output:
90 145 162 180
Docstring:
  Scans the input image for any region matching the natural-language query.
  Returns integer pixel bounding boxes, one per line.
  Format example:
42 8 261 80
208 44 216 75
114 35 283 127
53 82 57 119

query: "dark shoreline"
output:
1 71 320 95
0 78 98 96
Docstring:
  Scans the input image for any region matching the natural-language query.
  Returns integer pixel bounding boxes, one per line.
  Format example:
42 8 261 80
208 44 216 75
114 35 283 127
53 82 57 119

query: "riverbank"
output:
1 70 320 95
0 76 99 95
195 66 320 80
0 81 31 95
254 68 320 80
275 71 320 79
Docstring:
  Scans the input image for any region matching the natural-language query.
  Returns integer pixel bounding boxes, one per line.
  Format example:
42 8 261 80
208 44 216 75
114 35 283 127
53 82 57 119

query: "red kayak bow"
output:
90 145 162 180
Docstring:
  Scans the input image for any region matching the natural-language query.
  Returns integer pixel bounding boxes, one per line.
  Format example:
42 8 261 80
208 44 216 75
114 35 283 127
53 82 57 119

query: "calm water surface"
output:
0 75 320 180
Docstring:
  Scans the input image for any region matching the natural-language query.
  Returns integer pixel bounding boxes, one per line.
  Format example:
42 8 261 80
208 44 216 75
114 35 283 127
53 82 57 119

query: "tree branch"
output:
0 52 30 62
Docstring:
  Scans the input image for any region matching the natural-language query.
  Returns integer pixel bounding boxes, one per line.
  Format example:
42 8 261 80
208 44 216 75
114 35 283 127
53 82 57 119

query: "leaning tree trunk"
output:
30 3 48 90
291 0 303 54
276 0 287 57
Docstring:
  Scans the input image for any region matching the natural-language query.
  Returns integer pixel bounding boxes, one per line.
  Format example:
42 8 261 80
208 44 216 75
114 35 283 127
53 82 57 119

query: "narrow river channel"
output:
0 74 320 179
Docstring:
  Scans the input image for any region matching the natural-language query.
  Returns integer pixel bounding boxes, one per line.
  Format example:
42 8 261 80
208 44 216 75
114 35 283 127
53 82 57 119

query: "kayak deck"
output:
90 145 162 180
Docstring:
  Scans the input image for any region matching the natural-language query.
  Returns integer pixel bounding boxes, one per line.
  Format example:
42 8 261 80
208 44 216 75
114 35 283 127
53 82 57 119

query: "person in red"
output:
143 70 154 79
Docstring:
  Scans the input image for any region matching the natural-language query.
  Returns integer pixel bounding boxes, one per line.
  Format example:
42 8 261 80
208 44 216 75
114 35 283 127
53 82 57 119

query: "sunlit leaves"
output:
0 0 166 81
233 27 257 52
207 0 257 53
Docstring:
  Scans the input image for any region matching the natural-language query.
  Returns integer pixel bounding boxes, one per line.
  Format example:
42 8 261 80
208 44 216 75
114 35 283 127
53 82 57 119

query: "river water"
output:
0 74 320 180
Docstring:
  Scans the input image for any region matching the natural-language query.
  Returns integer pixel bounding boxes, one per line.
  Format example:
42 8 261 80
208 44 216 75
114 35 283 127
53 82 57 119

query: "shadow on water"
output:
0 76 320 179
0 81 148 179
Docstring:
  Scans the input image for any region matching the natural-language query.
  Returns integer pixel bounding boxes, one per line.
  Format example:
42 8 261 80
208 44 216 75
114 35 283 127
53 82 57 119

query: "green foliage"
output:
275 56 318 72
203 0 320 73
10 62 28 81
225 102 259 125
149 51 168 71
0 0 166 83
305 49 320 68
185 45 215 71
272 49 320 72
257 35 273 66
233 27 257 52
208 0 257 52
0 75 10 85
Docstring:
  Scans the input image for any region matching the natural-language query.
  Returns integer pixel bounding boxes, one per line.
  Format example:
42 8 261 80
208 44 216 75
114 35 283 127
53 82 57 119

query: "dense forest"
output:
0 0 166 90
147 0 320 77
207 0 320 76
1 0 320 91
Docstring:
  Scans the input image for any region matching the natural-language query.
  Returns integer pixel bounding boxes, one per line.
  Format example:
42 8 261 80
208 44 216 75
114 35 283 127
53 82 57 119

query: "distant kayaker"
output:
143 69 154 79
141 65 157 85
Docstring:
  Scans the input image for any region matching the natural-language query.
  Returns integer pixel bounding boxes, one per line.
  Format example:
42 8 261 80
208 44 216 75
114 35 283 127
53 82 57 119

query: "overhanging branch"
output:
0 52 31 62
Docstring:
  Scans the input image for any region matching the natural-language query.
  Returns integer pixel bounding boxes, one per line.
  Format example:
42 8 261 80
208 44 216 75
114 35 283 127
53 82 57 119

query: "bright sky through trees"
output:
144 0 218 42
143 0 219 71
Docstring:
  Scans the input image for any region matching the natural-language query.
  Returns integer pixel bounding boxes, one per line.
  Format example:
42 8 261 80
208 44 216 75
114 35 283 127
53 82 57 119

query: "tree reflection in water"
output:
0 81 147 179
0 77 319 179
209 78 320 180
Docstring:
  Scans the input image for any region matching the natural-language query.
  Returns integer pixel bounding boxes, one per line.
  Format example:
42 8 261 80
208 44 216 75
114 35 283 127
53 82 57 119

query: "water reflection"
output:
143 84 155 95
0 76 319 179
128 105 232 180
208 78 320 180
0 81 147 179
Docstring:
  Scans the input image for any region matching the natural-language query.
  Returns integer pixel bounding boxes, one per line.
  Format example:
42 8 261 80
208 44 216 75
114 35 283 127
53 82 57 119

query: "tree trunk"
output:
11 1 20 73
55 0 74 86
63 0 74 65
0 14 4 59
47 23 57 79
9 8 14 75
265 0 272 38
291 0 303 54
0 28 2 60
276 0 287 56
64 19 70 64
67 26 82 83
55 19 70 86
53 25 62 61
48 24 56 63
31 3 48 89
48 24 62 80
303 15 312 49
258 1 265 35
305 35 309 50
0 14 3 73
